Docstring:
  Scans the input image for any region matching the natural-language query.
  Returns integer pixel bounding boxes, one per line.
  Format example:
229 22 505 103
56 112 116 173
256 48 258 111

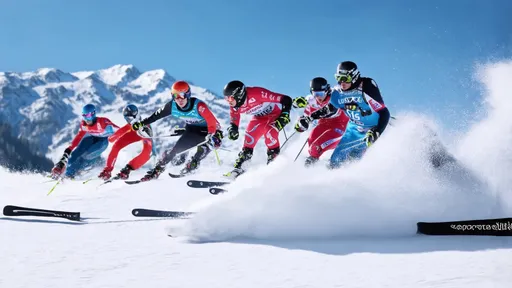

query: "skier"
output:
98 104 156 181
222 80 293 179
309 61 390 168
50 103 120 179
130 80 223 181
292 77 349 166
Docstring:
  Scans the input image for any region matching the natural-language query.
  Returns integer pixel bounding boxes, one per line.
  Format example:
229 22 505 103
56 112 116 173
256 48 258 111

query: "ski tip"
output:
169 173 185 178
209 188 227 195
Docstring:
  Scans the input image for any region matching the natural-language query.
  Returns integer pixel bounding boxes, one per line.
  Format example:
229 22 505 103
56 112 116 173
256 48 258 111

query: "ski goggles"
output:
312 90 327 98
172 90 191 100
334 73 352 83
124 115 136 123
82 111 95 121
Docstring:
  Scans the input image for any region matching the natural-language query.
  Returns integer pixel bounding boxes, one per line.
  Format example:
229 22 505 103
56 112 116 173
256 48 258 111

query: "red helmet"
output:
171 80 191 99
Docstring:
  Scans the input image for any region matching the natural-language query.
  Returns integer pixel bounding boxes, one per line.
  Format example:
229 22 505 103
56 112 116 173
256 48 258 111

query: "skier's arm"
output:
309 103 337 120
279 95 293 115
68 126 87 151
102 118 120 137
140 101 173 126
229 107 241 127
108 123 131 143
197 102 221 134
374 107 390 134
363 78 390 134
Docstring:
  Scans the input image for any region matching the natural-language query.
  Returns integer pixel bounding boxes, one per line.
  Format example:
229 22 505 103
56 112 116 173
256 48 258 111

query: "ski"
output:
209 187 228 195
3 205 81 221
131 208 194 218
169 173 187 178
98 176 122 187
417 217 512 236
186 180 230 188
125 180 142 185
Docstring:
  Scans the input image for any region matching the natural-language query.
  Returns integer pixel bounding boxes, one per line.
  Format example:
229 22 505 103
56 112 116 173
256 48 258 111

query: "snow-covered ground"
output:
1 60 512 287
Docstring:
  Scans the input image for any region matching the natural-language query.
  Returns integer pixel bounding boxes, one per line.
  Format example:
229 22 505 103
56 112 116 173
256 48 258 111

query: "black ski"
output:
169 173 187 178
132 208 194 218
209 187 228 195
187 180 230 188
125 180 142 185
417 217 512 236
3 205 81 221
98 176 122 186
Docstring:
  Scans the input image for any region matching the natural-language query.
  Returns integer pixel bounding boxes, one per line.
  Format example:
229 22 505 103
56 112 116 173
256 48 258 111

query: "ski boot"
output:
223 168 245 180
224 148 253 179
304 156 319 167
180 158 199 175
140 165 164 182
115 165 133 180
266 147 280 164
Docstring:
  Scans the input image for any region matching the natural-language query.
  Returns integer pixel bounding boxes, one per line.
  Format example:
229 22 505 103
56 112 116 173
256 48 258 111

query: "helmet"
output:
310 77 331 99
223 80 247 108
82 103 97 125
171 80 191 100
123 104 138 123
334 61 360 85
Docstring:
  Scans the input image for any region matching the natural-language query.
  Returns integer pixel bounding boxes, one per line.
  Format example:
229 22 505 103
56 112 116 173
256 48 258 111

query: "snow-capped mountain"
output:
0 64 236 164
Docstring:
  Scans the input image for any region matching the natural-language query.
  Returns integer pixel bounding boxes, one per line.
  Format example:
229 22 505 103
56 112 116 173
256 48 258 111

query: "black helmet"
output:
335 61 360 85
123 104 138 123
223 80 247 108
310 77 330 92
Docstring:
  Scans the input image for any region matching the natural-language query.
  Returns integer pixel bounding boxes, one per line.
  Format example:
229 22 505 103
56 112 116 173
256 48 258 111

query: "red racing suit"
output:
296 94 349 159
230 87 292 150
67 117 119 151
105 122 154 171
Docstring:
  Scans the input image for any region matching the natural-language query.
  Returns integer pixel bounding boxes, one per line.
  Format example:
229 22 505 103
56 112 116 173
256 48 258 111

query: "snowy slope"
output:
1 60 512 288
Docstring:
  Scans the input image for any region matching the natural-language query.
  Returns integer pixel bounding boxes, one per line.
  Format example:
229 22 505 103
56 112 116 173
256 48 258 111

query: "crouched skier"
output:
131 80 223 182
51 104 119 180
98 104 156 181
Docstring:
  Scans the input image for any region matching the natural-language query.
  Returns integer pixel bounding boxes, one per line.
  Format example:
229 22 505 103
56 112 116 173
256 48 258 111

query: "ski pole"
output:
280 130 297 151
206 140 222 166
213 149 221 165
294 138 309 162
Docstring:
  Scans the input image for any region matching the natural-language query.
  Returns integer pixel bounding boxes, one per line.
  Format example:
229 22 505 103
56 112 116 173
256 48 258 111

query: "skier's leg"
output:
236 116 267 168
224 117 267 179
329 124 367 169
78 137 109 176
142 126 208 180
64 136 95 178
98 133 137 179
306 125 344 166
263 118 281 164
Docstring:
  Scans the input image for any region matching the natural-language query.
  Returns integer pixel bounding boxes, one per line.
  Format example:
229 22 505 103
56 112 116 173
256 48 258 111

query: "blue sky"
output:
1 0 510 131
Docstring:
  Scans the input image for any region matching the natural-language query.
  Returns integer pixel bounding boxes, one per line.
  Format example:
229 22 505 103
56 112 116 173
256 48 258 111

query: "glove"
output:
310 104 335 120
293 96 308 108
273 112 290 131
294 116 310 132
227 123 239 140
131 121 143 131
206 130 223 149
171 127 186 136
365 128 380 147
